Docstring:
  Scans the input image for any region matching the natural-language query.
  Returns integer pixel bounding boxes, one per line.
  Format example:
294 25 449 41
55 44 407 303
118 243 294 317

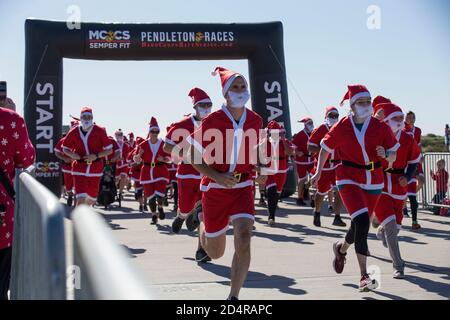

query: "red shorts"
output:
296 163 314 181
374 193 405 227
316 169 336 195
115 166 129 178
63 172 74 192
73 175 101 201
266 172 287 193
202 186 255 238
407 179 418 196
178 178 202 217
143 180 167 199
338 184 381 219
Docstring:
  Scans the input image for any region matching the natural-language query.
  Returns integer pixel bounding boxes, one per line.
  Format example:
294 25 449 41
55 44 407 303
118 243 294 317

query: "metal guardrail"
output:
10 167 67 300
72 205 153 300
422 153 450 210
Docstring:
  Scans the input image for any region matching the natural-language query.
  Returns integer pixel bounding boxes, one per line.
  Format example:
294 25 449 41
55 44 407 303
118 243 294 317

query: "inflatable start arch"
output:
24 19 295 196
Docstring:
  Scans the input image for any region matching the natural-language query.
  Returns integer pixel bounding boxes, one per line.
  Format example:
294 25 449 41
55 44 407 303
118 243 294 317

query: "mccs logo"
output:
89 30 130 41
36 161 60 172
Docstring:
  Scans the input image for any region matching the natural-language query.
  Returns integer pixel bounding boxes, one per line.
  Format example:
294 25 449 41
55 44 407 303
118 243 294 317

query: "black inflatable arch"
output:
24 19 295 196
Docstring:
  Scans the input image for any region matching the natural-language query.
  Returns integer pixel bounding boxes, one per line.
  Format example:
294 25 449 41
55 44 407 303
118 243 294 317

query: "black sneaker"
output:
332 215 346 227
150 214 158 225
172 216 185 234
195 248 211 263
313 212 321 227
149 199 157 213
67 194 73 207
403 207 410 218
296 198 306 206
143 204 148 212
186 203 202 232
158 206 165 220
139 204 144 213
328 205 334 213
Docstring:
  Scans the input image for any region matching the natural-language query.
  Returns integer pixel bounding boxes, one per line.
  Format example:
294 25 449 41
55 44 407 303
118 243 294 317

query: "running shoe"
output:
359 273 378 292
172 216 185 234
332 242 347 274
332 216 346 227
195 248 212 263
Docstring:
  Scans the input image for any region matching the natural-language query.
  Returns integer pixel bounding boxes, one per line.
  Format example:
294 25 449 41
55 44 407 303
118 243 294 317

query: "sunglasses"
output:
327 113 339 119
150 130 160 134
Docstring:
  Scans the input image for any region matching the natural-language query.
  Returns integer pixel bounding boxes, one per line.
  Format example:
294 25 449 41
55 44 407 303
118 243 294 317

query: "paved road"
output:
89 192 450 300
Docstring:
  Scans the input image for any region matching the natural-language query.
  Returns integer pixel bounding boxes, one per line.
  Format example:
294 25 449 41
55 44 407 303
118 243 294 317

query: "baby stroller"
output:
97 164 121 210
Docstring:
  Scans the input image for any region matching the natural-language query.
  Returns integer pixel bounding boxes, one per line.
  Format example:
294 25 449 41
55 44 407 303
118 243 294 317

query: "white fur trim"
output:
140 177 170 184
320 140 334 153
379 214 396 227
200 180 253 192
350 92 371 105
349 207 369 219
205 225 229 238
336 180 384 190
230 213 255 221
175 173 201 179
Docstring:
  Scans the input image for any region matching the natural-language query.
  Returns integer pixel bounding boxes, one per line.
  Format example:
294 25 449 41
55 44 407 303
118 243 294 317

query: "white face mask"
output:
197 107 212 119
387 119 405 133
81 120 93 130
227 90 250 109
354 104 373 120
305 123 314 133
116 136 123 143
325 117 338 127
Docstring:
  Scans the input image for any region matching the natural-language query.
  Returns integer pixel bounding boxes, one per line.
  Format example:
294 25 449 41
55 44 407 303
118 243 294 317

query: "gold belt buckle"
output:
233 172 242 181
86 159 92 165
151 162 156 168
367 161 375 171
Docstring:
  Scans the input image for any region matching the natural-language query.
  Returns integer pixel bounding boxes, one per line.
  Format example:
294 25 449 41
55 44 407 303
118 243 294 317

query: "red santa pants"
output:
316 169 336 195
178 178 202 217
374 193 405 227
338 184 381 219
266 172 287 193
74 175 101 201
143 179 167 199
296 163 314 182
202 186 255 238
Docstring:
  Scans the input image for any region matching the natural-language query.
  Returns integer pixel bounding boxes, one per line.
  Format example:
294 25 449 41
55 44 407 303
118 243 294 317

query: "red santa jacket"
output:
0 107 36 249
431 169 449 193
62 125 112 177
165 114 203 180
105 136 120 163
292 129 313 165
321 116 399 190
404 124 422 146
54 137 72 173
138 138 170 184
127 146 143 181
116 141 131 169
309 123 337 171
382 130 421 199
188 105 263 192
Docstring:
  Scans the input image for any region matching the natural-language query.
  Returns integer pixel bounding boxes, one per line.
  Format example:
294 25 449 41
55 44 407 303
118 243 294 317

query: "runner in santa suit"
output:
263 121 295 226
292 117 315 206
163 87 213 262
403 110 423 229
54 120 79 206
127 132 136 149
134 117 171 225
127 137 146 212
373 95 391 121
373 103 421 279
186 67 267 300
62 107 113 206
308 106 346 227
114 129 131 201
164 124 180 212
311 85 399 292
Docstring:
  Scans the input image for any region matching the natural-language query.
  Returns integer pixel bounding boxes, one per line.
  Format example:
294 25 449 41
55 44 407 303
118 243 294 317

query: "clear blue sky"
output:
1 0 449 138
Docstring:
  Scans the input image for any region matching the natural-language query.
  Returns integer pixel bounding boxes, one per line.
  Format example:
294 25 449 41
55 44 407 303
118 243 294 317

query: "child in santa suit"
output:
114 129 131 201
308 106 346 227
403 110 423 229
292 117 315 206
163 87 213 262
263 121 295 226
135 117 171 224
128 137 146 212
373 103 421 279
187 67 267 300
62 107 113 206
54 120 79 206
311 85 399 292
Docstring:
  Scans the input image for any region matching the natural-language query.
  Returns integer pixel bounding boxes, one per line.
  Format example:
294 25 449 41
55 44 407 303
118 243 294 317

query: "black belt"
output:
330 159 341 164
76 158 102 165
384 168 405 174
341 160 381 171
143 162 165 167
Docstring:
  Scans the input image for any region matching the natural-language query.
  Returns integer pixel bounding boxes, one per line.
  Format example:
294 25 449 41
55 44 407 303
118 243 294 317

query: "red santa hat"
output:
149 117 159 131
188 87 212 107
211 66 248 97
267 120 286 133
70 120 79 128
80 106 93 117
378 103 404 122
298 116 313 124
373 95 392 114
325 106 339 117
340 85 371 106
135 137 144 145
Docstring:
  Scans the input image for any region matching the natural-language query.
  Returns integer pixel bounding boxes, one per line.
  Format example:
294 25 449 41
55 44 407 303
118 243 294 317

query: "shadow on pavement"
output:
343 283 407 300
